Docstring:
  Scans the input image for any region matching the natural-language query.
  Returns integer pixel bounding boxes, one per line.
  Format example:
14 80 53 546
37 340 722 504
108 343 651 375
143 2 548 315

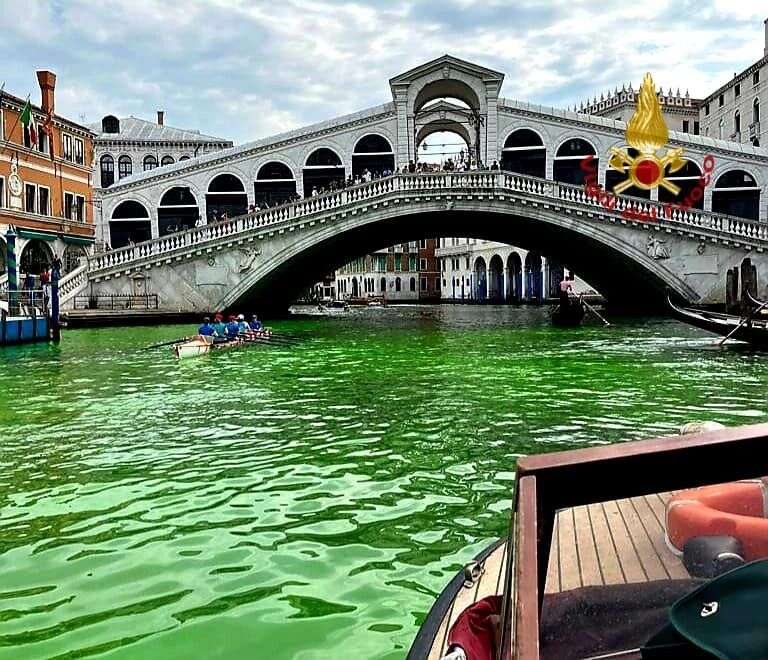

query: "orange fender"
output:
666 479 768 561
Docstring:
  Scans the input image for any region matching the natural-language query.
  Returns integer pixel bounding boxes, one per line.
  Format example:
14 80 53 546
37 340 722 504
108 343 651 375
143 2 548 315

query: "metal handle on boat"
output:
462 560 484 587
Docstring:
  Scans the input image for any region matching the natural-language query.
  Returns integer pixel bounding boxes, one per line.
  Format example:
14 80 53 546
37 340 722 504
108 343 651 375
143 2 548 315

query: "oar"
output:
236 332 299 346
582 298 610 326
717 301 768 346
146 336 190 350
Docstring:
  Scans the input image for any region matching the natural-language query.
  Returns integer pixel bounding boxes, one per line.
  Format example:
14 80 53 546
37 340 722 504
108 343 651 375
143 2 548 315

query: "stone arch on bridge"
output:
352 134 394 177
712 169 761 221
507 252 522 301
158 186 199 236
206 174 247 222
254 161 297 207
501 128 546 177
303 147 345 196
524 252 543 301
488 254 504 301
110 200 151 249
554 137 598 185
389 55 504 168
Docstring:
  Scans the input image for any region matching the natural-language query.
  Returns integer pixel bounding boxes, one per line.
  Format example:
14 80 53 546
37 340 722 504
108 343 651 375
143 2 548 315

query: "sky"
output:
2 0 767 146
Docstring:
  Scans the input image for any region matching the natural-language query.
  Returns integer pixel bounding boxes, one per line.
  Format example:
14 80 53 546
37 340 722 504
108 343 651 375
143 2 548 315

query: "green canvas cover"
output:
668 559 768 660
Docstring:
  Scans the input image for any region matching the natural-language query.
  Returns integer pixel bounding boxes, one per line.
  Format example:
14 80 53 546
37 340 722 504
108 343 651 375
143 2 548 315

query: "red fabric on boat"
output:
446 595 502 660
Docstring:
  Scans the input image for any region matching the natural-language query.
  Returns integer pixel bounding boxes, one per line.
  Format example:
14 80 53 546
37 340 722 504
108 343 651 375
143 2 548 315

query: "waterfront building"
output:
0 71 95 277
336 240 439 302
578 86 701 135
435 239 595 302
89 112 231 248
699 19 768 148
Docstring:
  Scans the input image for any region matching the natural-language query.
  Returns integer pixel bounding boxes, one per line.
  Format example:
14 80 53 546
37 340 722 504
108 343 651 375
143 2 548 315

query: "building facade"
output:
0 71 95 277
336 239 439 302
579 85 701 135
436 239 596 302
699 19 768 147
90 112 231 248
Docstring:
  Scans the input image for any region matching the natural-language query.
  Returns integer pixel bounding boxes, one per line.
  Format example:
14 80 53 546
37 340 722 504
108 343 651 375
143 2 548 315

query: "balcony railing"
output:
72 294 159 311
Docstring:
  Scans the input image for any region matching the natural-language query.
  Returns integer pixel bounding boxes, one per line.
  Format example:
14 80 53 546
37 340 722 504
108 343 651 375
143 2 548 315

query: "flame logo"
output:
609 72 686 194
626 73 668 154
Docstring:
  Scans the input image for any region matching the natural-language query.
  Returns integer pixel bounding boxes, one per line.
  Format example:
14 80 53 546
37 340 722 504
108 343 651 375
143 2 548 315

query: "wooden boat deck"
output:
424 492 688 659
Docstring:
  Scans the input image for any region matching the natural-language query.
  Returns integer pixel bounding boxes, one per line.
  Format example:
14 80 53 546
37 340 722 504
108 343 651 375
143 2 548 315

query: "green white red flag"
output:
20 99 37 148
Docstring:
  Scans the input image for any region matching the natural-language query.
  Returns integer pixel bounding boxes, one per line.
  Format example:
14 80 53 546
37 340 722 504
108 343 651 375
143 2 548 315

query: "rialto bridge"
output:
59 55 768 311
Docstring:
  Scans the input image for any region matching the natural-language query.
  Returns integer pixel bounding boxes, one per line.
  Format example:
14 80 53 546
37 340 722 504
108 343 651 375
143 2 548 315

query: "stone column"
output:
503 266 509 300
393 87 410 169
485 83 500 166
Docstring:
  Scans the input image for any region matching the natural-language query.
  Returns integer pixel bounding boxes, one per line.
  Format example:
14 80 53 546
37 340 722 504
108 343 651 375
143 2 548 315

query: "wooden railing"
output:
87 171 768 277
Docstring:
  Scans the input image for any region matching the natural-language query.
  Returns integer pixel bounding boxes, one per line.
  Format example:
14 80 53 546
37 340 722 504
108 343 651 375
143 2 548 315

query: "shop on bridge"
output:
712 170 761 221
352 134 394 178
303 148 345 195
501 129 545 177
109 200 152 249
553 138 598 186
205 174 248 221
254 162 297 206
158 187 199 236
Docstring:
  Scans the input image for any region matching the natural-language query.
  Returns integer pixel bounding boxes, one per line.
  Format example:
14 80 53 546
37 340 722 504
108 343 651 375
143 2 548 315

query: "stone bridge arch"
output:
217 202 699 313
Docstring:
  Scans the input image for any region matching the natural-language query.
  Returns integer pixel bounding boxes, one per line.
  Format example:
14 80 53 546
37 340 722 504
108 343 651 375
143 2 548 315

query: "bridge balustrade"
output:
89 171 768 276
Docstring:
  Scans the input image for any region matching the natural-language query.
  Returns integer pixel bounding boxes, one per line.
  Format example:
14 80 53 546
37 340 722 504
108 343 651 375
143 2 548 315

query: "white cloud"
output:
1 0 765 143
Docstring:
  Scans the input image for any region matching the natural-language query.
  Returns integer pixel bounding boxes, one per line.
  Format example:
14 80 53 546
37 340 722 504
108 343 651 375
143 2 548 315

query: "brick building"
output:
0 71 95 277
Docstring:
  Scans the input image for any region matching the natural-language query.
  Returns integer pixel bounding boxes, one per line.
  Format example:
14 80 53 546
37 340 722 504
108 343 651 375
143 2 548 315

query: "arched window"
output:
179 155 190 161
712 170 760 220
658 159 704 208
734 111 741 136
303 148 344 196
553 138 597 185
143 155 158 171
101 115 120 133
206 174 247 220
100 154 114 188
409 277 416 292
118 155 132 180
352 134 394 177
110 200 151 248
161 155 175 167
255 162 297 206
719 118 724 139
380 277 386 292
395 277 401 292
501 129 545 177
754 98 760 124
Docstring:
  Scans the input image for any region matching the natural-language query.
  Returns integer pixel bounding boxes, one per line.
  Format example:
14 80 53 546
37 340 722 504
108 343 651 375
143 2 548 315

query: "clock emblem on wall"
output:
8 163 22 197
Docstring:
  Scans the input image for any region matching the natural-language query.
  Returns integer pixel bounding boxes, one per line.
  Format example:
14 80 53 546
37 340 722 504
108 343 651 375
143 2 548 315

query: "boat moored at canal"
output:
409 422 768 660
668 296 768 347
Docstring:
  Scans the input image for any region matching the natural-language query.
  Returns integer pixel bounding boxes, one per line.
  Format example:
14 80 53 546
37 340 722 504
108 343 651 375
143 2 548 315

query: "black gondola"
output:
667 296 768 347
551 296 585 327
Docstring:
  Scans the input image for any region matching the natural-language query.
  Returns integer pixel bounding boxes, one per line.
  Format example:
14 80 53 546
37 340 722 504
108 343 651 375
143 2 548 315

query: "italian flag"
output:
20 99 37 148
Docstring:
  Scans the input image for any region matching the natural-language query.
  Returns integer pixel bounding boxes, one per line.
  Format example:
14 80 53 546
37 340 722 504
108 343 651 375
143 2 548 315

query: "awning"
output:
61 235 95 246
18 229 58 242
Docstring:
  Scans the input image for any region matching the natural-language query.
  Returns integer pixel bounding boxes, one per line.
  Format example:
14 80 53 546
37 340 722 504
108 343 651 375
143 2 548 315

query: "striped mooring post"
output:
5 226 17 313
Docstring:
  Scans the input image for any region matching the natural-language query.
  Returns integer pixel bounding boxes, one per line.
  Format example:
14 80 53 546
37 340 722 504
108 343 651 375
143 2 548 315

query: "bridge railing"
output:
88 170 768 275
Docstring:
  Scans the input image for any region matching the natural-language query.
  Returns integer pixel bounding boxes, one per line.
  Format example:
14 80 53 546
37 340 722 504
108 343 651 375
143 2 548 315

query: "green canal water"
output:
1 305 767 659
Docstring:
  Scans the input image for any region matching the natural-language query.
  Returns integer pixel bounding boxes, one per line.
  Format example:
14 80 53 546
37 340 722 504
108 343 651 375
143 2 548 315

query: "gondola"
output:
550 297 585 328
667 296 768 347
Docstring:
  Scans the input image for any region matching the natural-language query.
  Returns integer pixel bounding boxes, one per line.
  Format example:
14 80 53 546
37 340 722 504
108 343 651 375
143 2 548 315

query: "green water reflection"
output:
1 305 766 659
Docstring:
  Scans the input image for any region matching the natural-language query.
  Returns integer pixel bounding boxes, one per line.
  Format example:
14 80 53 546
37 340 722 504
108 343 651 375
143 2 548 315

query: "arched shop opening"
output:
524 252 543 301
303 148 345 195
605 147 650 200
254 162 297 206
507 252 522 301
110 200 151 248
62 245 86 273
158 187 199 236
657 159 703 208
20 239 54 275
501 129 545 177
554 138 598 185
474 256 487 301
711 170 761 221
206 174 247 221
488 254 504 301
352 135 395 178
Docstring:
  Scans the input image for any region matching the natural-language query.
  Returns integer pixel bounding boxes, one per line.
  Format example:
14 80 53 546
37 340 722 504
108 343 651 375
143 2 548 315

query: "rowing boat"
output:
173 329 273 359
